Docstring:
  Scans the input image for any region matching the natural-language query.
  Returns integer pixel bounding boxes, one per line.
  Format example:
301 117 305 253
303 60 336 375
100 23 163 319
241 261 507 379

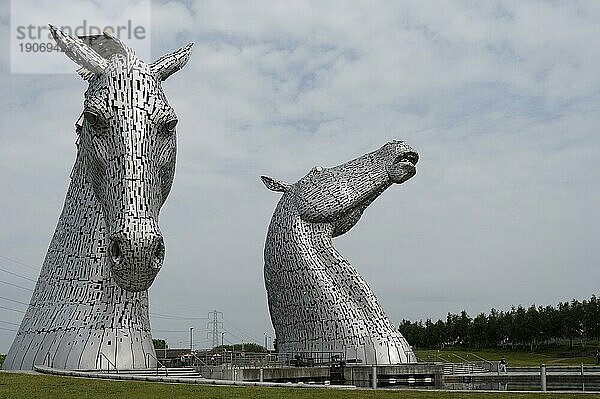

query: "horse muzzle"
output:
387 151 418 184
108 230 165 292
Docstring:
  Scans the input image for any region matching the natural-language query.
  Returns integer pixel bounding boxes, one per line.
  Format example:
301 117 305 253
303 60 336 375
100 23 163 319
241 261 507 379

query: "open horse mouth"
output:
393 151 419 166
387 151 418 184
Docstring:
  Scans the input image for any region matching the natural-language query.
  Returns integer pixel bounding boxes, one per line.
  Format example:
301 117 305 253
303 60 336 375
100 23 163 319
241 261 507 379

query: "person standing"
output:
499 357 508 374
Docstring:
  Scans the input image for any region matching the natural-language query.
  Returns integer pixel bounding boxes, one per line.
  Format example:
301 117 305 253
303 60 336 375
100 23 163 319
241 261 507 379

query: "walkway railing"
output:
146 352 168 376
414 351 493 374
442 362 489 375
97 352 118 373
187 351 344 369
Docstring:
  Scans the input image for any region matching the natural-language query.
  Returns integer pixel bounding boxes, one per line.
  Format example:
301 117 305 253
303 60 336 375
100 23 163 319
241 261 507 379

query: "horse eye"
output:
165 119 178 132
84 111 99 126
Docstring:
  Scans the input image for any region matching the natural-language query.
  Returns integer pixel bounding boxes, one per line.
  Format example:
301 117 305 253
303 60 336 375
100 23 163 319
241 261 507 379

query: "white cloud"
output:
1 0 600 351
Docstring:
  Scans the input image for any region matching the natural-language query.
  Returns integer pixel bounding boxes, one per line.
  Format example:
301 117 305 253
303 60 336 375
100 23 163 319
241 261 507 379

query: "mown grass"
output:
0 372 593 399
415 347 597 367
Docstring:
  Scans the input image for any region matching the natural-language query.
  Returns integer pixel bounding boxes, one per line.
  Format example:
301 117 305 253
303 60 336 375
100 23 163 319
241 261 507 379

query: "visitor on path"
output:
595 350 600 365
498 357 507 373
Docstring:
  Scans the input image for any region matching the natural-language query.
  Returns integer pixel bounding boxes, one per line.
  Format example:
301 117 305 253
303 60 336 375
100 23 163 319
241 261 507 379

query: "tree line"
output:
152 338 267 353
398 295 600 350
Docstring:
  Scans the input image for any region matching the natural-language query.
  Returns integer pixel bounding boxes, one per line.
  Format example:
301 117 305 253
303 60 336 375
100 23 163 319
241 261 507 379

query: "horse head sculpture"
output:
2 26 192 371
262 140 418 237
261 141 418 364
50 25 192 292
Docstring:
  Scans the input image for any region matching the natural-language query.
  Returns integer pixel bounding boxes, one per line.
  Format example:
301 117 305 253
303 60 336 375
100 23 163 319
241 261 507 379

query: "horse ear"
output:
48 24 107 77
261 176 290 193
150 43 194 81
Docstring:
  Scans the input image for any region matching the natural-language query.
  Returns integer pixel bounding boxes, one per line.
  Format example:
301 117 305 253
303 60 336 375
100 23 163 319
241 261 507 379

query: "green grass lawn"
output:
415 347 597 367
0 372 593 399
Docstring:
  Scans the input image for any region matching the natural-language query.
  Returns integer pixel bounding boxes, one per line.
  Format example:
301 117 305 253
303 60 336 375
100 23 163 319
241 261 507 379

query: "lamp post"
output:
189 327 194 353
221 331 226 347
264 332 267 351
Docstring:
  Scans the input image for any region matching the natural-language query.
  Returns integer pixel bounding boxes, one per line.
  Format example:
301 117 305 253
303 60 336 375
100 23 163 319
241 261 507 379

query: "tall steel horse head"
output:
4 26 192 371
51 25 192 291
262 141 419 364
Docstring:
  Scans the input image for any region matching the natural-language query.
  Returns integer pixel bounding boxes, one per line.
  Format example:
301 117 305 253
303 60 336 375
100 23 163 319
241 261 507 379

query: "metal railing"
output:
188 351 288 368
449 352 469 363
415 351 447 363
466 352 494 371
186 351 344 369
146 352 168 376
97 352 118 373
442 362 489 375
189 352 209 367
414 351 494 374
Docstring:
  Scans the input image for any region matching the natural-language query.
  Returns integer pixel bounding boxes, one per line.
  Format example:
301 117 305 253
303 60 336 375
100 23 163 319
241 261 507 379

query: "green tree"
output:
486 308 501 347
524 305 541 350
456 310 472 346
152 339 167 349
423 319 441 348
399 319 425 349
212 342 266 353
445 313 459 345
512 306 528 347
571 299 585 349
397 293 600 350
471 313 487 348
560 301 581 349
558 301 571 345
538 305 558 344
586 295 600 341
432 319 447 348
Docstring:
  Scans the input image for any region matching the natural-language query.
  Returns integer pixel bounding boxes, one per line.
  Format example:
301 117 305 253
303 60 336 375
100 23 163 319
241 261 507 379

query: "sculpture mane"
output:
262 141 418 364
3 26 192 370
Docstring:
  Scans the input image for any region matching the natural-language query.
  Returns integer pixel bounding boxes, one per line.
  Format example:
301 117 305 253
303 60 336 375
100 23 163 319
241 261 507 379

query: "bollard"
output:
372 365 377 389
540 364 546 392
259 367 264 383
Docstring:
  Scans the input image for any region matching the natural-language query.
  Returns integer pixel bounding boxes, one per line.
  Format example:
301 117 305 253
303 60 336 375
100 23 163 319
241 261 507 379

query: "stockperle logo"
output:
10 0 151 74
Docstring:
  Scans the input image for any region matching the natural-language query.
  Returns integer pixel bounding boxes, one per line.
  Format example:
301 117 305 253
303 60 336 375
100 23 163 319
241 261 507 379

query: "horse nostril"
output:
109 239 122 265
154 239 165 264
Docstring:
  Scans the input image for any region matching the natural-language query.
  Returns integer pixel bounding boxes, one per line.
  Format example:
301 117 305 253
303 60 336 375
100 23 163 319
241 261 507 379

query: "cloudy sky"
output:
1 1 599 352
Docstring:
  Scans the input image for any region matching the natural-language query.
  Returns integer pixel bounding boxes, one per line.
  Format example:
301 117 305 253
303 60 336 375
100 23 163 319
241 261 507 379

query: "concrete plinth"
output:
345 364 443 388
197 363 444 388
